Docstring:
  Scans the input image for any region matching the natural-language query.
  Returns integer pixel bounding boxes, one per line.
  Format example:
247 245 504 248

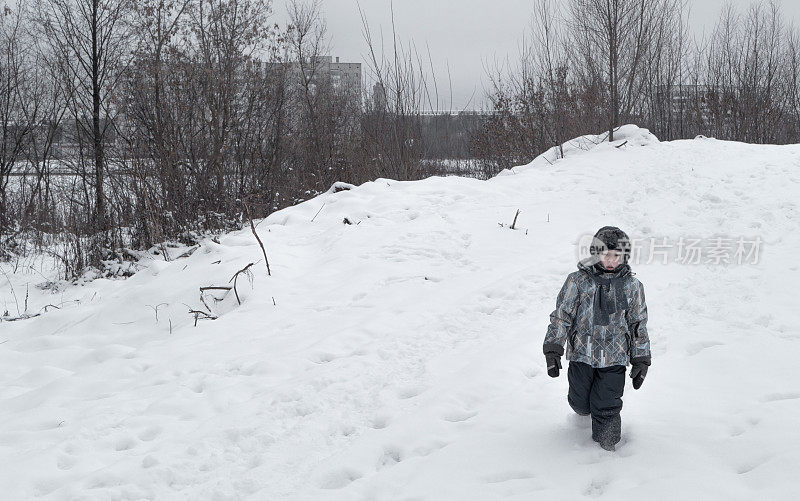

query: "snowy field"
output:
1 125 799 499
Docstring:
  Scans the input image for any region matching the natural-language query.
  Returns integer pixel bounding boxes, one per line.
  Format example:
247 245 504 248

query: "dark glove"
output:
546 354 562 378
630 357 650 389
543 343 564 378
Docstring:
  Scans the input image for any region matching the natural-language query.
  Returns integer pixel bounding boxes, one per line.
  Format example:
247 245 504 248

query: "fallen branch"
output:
184 293 217 326
499 210 523 230
228 262 255 305
188 308 218 326
39 299 80 314
2 313 41 322
311 203 325 222
200 287 223 312
510 209 521 230
177 245 200 259
199 286 232 312
243 199 271 276
188 308 216 318
615 140 628 149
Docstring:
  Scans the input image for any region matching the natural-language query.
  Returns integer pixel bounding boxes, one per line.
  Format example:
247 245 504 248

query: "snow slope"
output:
1 125 799 500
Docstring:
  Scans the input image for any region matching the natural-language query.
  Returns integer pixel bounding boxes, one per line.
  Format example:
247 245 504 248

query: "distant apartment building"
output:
325 56 362 95
655 84 721 122
248 55 361 93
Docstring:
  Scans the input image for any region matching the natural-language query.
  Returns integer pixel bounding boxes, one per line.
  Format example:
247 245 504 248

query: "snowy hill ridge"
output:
2 125 799 499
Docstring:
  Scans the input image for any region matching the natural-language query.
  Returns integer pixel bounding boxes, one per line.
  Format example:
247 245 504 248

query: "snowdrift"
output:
1 126 799 499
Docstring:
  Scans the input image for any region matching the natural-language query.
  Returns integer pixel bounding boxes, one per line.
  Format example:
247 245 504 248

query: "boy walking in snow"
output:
543 226 651 451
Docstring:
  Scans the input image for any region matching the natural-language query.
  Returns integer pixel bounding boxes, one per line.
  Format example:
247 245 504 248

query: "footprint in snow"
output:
370 414 391 429
729 413 761 436
729 425 746 437
397 385 426 399
137 425 162 441
318 468 363 489
685 341 724 356
442 410 478 423
584 478 609 497
56 453 78 471
142 455 159 468
189 379 205 393
376 446 403 470
761 391 800 402
412 439 450 457
340 424 357 437
483 470 535 484
33 478 61 497
737 456 771 474
114 436 137 451
312 352 338 364
477 304 499 315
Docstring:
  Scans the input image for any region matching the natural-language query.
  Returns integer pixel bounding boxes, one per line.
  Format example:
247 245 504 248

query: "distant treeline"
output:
0 0 478 274
1 0 797 277
472 0 800 171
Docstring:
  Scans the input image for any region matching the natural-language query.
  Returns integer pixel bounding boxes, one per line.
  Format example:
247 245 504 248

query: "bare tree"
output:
35 0 132 261
639 1 691 140
568 0 682 141
702 0 795 143
359 3 428 180
120 0 279 242
286 0 359 193
118 0 191 246
785 22 800 140
529 0 575 157
0 4 30 249
14 1 71 246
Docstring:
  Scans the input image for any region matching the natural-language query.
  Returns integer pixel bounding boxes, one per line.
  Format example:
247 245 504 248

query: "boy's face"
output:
599 249 624 270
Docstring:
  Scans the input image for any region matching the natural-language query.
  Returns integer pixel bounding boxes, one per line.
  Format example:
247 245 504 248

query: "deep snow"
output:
1 125 799 500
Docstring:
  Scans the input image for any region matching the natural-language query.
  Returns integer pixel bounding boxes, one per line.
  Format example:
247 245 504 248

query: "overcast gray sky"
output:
274 0 800 111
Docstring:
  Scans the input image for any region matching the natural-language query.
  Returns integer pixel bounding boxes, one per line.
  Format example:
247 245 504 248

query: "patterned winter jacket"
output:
543 261 651 368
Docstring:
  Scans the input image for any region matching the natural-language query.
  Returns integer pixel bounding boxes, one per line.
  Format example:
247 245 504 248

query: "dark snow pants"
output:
567 361 626 447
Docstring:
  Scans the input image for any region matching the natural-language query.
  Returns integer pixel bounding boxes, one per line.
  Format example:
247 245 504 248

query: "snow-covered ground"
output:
1 125 799 499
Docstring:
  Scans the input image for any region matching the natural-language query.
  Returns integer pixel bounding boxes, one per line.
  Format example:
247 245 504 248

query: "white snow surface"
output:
2 125 800 499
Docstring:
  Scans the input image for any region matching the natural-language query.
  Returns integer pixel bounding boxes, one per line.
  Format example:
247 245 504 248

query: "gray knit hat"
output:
590 226 631 264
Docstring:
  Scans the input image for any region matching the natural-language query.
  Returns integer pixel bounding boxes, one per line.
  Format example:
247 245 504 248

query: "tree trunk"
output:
91 0 106 238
